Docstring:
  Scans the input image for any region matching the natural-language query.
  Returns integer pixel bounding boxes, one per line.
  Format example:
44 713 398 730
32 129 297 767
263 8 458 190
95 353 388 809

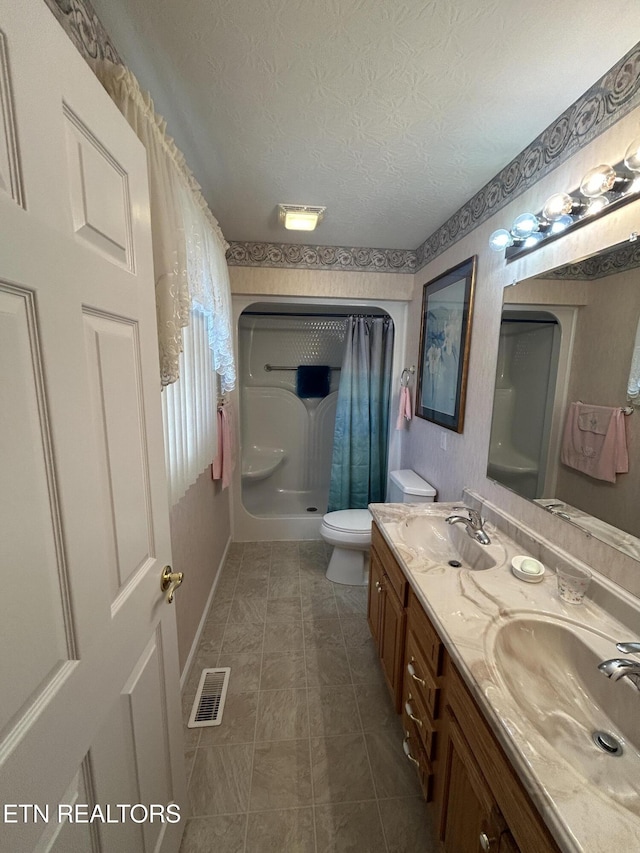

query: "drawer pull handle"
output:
479 832 495 851
402 737 420 767
407 660 426 687
404 699 423 727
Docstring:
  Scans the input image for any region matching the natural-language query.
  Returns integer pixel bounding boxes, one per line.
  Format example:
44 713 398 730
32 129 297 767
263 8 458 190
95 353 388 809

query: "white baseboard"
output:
180 535 232 692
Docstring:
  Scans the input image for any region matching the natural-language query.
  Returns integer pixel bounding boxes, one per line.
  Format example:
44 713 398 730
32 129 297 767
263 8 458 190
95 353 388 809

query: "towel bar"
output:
264 364 341 372
400 366 415 387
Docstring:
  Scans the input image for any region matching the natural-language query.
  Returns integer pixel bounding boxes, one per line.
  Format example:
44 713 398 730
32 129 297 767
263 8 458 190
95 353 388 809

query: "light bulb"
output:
523 232 545 248
624 138 640 172
549 214 573 234
585 196 610 216
579 164 617 198
511 213 540 239
489 229 514 252
542 192 577 221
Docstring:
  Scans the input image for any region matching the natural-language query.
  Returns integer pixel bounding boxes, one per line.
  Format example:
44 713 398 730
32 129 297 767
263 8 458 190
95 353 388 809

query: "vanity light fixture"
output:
489 141 640 261
278 204 326 231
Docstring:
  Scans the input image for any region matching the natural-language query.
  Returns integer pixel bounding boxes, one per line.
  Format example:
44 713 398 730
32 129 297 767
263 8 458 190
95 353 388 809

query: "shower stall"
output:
231 297 406 541
488 311 560 498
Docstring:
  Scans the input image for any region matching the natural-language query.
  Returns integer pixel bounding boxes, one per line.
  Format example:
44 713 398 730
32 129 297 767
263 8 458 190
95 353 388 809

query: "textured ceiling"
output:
91 0 640 250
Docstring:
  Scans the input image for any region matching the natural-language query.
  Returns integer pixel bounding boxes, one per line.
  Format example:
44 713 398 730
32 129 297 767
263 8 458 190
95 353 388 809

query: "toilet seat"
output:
322 509 372 535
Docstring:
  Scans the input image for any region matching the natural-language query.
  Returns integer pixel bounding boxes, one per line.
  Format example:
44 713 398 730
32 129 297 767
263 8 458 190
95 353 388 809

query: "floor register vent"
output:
188 667 230 728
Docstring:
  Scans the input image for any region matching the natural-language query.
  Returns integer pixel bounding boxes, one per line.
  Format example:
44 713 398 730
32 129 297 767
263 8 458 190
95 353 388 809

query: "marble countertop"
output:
369 501 640 853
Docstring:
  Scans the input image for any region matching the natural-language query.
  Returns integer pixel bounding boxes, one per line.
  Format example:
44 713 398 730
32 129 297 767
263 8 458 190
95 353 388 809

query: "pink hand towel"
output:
211 400 236 489
211 408 223 481
560 402 628 483
396 386 412 430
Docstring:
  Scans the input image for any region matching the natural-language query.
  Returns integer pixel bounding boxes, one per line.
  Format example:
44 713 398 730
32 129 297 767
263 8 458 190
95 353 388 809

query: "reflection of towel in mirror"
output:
560 402 628 483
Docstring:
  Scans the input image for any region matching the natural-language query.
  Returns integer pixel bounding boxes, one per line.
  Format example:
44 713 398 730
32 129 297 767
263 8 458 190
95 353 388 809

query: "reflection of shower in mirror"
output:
486 238 640 560
488 311 561 499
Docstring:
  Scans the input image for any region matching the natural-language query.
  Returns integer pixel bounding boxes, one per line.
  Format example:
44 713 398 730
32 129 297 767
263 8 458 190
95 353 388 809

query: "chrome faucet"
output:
446 507 491 545
598 642 640 689
542 502 571 521
597 658 640 689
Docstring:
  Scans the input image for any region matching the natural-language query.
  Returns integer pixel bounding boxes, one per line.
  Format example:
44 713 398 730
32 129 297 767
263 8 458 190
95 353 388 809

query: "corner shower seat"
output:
241 446 286 482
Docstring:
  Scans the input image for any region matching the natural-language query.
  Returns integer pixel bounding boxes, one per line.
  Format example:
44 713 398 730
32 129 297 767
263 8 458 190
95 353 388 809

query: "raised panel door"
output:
0 4 185 851
367 546 384 648
439 707 504 853
379 580 406 712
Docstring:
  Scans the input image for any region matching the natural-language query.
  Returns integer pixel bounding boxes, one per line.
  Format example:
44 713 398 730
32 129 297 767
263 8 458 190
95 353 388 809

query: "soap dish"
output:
511 555 545 583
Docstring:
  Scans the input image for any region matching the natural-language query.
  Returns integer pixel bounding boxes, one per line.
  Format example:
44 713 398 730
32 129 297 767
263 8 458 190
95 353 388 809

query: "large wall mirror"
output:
487 239 640 560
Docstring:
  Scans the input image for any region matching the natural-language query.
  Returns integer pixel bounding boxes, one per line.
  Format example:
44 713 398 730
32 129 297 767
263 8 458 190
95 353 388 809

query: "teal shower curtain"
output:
328 316 394 511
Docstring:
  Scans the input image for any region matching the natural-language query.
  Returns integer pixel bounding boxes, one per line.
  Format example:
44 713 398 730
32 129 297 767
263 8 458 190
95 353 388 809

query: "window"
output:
162 307 218 507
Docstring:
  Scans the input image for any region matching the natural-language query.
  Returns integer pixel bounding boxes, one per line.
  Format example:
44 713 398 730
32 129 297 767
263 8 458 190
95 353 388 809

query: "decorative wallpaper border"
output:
547 238 640 280
226 242 417 274
46 0 640 276
44 0 122 63
415 44 640 272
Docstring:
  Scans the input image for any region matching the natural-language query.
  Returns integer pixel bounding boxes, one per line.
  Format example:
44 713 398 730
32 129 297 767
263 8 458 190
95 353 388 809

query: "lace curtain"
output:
628 317 640 405
93 60 235 391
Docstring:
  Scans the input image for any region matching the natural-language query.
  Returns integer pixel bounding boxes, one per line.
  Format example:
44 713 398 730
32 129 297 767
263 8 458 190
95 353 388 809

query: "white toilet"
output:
321 469 437 585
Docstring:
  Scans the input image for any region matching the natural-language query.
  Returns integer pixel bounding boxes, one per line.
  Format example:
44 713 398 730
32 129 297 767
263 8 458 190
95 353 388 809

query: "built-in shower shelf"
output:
242 446 286 481
487 446 538 475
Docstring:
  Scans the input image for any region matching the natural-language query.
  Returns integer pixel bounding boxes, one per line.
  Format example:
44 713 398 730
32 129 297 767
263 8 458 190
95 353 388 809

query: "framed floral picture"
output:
415 256 477 432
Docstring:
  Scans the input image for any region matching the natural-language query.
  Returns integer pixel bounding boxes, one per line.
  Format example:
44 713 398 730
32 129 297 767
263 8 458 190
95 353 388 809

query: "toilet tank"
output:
388 469 436 503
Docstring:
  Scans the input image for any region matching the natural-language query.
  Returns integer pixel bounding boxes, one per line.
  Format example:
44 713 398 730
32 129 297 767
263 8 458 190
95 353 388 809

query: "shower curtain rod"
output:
501 317 559 324
242 310 390 319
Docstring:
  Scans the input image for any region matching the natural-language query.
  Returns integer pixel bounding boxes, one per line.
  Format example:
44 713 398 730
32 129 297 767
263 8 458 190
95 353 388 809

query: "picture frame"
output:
415 255 477 432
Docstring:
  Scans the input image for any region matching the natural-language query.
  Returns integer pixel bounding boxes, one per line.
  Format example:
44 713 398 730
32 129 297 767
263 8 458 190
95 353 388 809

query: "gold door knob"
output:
161 566 184 604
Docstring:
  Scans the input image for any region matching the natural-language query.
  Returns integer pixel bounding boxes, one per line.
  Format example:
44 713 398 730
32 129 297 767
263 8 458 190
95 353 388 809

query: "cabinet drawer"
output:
407 588 443 677
402 715 434 802
405 625 441 720
403 687 437 761
372 522 407 604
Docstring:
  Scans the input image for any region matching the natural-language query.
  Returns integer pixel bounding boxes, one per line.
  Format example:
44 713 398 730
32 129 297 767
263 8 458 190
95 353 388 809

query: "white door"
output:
0 3 186 852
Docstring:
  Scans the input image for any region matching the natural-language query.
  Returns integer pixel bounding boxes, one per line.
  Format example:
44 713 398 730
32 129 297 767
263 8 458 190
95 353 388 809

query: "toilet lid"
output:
323 509 372 533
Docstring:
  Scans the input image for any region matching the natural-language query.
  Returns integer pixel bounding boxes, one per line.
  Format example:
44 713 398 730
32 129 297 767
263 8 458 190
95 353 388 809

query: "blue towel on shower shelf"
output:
296 365 331 398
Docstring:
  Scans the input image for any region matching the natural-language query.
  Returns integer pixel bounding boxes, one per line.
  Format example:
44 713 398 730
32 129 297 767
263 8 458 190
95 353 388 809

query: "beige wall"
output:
230 265 413 301
404 107 640 598
170 469 231 673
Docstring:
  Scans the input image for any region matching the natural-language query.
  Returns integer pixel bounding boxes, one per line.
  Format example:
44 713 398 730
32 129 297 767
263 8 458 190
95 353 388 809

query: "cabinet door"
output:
498 831 521 853
367 546 384 648
380 582 406 712
440 707 506 853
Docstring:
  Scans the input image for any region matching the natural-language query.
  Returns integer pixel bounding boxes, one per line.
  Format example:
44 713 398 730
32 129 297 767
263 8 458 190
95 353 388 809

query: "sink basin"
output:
487 613 640 815
398 514 504 571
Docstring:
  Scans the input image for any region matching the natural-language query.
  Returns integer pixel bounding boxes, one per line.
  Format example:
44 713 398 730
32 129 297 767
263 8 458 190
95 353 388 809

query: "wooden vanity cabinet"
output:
368 521 561 853
368 522 407 711
439 695 518 853
438 661 560 853
400 588 444 802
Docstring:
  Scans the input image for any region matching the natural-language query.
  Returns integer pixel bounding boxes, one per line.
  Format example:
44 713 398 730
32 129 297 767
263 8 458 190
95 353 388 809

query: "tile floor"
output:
179 541 439 853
